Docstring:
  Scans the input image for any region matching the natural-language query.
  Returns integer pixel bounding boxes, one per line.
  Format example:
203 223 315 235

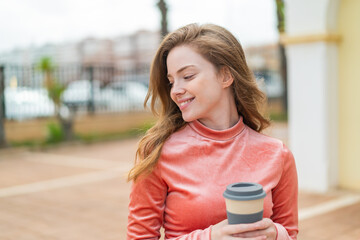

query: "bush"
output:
46 122 65 143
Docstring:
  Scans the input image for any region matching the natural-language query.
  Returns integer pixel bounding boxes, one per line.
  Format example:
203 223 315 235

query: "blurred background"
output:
0 0 359 239
0 0 285 142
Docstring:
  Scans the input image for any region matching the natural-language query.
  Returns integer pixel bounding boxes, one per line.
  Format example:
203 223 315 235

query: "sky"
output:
0 0 279 52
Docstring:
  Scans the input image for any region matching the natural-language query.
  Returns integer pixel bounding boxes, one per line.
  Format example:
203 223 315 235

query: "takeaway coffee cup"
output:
223 182 266 224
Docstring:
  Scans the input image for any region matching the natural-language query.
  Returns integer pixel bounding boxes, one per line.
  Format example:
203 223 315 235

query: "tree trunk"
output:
57 112 74 141
279 43 288 112
275 0 288 114
157 0 168 37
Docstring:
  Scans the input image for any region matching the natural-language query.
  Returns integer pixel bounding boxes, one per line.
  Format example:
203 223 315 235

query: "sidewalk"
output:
0 123 359 240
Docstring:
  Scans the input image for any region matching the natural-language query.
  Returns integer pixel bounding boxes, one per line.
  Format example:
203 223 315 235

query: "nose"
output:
170 80 185 96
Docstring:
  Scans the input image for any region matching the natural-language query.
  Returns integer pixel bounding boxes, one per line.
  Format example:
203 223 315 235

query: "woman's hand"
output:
211 218 277 240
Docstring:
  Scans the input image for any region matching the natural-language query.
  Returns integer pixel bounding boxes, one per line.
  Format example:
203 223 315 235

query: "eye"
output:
168 82 173 88
184 74 195 80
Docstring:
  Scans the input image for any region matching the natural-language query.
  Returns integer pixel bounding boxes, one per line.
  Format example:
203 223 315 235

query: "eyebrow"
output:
167 65 196 78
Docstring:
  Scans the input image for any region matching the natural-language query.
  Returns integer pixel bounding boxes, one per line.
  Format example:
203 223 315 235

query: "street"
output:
0 123 359 239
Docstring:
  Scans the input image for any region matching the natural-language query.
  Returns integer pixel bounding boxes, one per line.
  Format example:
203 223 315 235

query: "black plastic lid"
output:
223 182 266 201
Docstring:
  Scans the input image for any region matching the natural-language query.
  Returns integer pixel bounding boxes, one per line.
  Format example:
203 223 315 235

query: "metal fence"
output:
0 65 5 146
0 64 151 122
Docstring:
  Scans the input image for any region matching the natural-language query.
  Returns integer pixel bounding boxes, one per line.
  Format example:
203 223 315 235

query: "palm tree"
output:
38 57 73 140
275 0 288 114
157 0 168 37
38 57 64 112
39 57 53 89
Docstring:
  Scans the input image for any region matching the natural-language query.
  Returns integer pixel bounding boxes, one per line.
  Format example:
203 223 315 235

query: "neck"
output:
198 92 239 130
198 113 239 130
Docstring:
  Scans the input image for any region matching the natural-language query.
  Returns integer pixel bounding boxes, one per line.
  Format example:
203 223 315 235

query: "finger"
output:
233 220 276 239
233 220 272 237
223 221 268 235
254 236 267 240
233 229 267 238
261 218 274 227
230 236 266 240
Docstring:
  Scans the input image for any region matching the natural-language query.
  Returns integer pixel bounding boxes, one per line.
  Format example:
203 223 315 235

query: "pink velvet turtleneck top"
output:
127 117 298 239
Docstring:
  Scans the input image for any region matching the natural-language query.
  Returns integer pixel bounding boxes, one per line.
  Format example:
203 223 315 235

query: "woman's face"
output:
166 45 233 126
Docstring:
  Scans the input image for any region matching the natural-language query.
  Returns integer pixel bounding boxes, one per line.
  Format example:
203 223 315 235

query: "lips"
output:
178 98 194 110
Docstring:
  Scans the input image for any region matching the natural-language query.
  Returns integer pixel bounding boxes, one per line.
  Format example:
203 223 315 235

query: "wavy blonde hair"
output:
128 23 270 182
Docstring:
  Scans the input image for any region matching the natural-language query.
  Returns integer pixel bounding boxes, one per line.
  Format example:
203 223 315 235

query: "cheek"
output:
201 85 222 102
169 89 175 101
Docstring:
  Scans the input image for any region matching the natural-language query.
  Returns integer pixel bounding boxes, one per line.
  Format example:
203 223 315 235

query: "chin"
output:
181 113 197 123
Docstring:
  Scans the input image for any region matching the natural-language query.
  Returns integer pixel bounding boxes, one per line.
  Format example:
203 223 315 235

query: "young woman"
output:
127 23 298 240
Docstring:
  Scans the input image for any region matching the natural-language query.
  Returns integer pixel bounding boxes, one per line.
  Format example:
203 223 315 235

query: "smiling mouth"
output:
178 98 194 110
179 99 193 107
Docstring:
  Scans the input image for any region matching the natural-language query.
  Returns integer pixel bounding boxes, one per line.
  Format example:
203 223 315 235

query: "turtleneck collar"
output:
189 117 245 141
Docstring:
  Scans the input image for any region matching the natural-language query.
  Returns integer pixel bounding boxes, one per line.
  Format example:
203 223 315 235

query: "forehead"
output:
166 45 212 74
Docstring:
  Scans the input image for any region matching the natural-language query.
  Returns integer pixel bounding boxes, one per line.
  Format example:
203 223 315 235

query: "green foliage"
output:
10 140 43 148
46 122 65 143
78 121 154 143
37 56 55 72
47 81 66 106
37 56 65 106
275 0 285 33
269 111 288 122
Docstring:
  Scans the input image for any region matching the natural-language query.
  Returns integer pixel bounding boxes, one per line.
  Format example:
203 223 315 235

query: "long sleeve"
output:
127 168 167 240
166 227 212 240
271 145 298 239
127 168 214 240
127 119 298 239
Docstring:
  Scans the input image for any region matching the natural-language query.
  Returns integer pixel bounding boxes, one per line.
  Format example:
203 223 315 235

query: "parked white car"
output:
4 87 55 120
255 71 284 99
62 80 105 107
105 81 148 111
62 80 148 112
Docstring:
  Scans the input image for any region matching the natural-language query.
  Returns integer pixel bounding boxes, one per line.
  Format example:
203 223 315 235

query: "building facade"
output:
0 30 160 71
283 0 360 192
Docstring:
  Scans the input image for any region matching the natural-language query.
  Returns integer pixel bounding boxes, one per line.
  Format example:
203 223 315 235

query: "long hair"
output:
128 23 270 182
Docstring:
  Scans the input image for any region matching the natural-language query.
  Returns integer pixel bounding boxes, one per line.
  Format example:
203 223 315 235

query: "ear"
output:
220 66 234 88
